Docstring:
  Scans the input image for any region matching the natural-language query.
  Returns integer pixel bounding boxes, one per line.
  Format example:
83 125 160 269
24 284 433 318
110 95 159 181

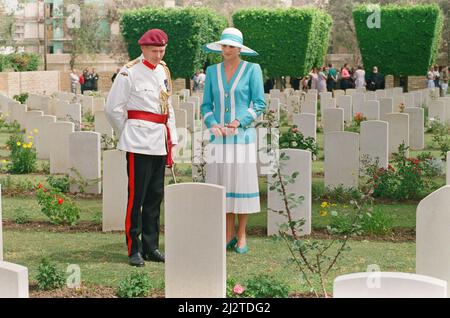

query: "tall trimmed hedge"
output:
233 8 332 77
353 4 444 76
120 7 227 79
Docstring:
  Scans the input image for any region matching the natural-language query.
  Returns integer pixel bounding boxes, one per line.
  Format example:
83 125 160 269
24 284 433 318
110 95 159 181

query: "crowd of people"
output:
69 68 100 94
427 65 449 96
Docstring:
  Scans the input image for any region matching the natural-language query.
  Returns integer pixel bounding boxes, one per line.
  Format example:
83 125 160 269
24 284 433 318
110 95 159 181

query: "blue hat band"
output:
220 34 243 45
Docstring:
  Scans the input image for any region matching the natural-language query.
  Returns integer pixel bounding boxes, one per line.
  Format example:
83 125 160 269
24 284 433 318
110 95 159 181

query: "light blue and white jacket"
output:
200 61 266 144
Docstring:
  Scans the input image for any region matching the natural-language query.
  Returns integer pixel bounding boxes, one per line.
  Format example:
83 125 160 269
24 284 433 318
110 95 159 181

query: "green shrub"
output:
13 208 31 224
233 8 332 77
46 175 70 193
36 185 80 225
279 126 319 157
120 7 227 79
227 274 289 298
7 134 37 174
13 93 28 105
8 53 41 72
361 209 394 236
362 143 438 200
36 258 66 290
353 4 444 76
116 272 152 298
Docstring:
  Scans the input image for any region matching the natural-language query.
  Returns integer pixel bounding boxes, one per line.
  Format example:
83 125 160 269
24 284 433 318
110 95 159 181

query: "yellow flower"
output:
33 128 39 133
28 142 33 147
22 144 27 148
331 203 337 207
320 202 329 208
319 210 328 217
28 135 33 139
16 142 21 146
2 159 7 163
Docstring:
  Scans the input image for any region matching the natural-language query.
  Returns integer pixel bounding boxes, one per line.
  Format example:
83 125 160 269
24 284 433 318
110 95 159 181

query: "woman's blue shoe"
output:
234 245 249 254
226 237 237 250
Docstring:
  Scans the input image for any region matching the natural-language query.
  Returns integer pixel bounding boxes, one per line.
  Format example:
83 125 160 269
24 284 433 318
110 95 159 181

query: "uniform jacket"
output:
105 54 178 155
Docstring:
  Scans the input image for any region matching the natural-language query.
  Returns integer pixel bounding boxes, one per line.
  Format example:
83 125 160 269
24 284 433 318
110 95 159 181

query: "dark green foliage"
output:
120 7 227 79
233 8 332 77
0 53 41 72
116 272 152 298
36 258 66 290
353 4 444 76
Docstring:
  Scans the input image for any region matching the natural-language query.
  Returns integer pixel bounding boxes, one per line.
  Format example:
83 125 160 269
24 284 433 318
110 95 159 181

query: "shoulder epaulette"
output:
125 58 139 69
160 61 172 94
160 60 167 66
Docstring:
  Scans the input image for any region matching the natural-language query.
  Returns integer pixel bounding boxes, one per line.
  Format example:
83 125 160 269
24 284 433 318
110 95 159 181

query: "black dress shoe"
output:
144 249 165 263
129 253 145 267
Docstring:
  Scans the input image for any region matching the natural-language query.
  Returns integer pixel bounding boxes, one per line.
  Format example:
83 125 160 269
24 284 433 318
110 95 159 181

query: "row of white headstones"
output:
1 87 450 297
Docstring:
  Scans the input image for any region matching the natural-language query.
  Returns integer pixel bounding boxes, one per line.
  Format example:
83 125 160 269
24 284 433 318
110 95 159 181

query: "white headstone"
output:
94 111 113 139
324 131 359 189
379 98 394 121
428 100 446 123
0 261 29 298
0 185 2 261
336 95 352 123
92 97 105 113
359 100 380 120
375 90 386 99
286 96 300 114
345 89 356 95
360 120 388 168
322 108 344 133
102 150 127 231
81 95 94 114
293 113 316 140
352 93 366 115
333 90 345 98
393 94 405 112
321 98 336 110
301 100 317 115
34 115 57 160
404 92 415 108
165 183 226 298
386 113 409 158
69 131 101 194
393 87 403 95
320 92 332 101
24 110 44 135
333 272 447 298
404 108 424 150
365 91 376 101
417 185 450 297
268 149 311 236
180 102 196 131
49 121 75 174
174 109 187 129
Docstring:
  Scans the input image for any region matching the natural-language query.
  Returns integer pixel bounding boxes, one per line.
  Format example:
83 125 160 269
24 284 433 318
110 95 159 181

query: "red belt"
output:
127 110 173 168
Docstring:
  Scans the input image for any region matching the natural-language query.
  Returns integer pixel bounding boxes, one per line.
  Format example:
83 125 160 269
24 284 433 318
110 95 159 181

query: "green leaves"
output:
120 7 227 79
353 4 444 76
233 8 332 77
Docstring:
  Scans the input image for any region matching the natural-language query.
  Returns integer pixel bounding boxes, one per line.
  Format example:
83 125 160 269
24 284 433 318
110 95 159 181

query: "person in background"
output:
70 69 79 94
427 67 435 88
440 66 448 96
197 69 206 90
91 68 99 91
111 68 120 83
326 63 337 92
309 67 318 90
340 63 351 90
366 66 384 91
317 66 327 93
354 65 366 89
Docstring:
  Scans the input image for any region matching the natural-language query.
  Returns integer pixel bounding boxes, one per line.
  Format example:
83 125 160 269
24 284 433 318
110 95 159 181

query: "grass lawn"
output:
2 229 415 294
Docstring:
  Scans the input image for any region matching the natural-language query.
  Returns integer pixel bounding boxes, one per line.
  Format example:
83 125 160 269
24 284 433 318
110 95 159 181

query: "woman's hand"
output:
225 120 240 135
211 125 224 137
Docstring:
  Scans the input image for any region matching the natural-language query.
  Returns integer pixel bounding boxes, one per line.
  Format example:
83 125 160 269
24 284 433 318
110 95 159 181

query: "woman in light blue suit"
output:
201 27 266 254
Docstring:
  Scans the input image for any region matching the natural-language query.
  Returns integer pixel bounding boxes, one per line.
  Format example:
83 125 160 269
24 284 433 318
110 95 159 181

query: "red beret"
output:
138 29 168 46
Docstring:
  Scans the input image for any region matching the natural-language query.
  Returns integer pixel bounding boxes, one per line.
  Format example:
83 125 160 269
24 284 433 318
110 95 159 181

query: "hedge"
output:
353 4 444 76
120 7 227 79
0 53 41 72
232 8 332 77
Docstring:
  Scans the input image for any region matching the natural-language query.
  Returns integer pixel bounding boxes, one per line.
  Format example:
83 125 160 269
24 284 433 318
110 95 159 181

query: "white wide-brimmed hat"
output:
202 27 258 56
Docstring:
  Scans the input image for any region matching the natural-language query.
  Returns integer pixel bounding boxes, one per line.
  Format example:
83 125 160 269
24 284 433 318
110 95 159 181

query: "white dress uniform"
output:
105 54 178 155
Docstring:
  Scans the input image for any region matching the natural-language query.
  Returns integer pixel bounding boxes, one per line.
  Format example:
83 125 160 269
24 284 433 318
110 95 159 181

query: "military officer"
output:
105 28 178 267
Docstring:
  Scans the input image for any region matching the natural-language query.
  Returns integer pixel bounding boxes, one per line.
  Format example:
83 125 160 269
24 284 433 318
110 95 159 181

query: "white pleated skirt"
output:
205 142 260 214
